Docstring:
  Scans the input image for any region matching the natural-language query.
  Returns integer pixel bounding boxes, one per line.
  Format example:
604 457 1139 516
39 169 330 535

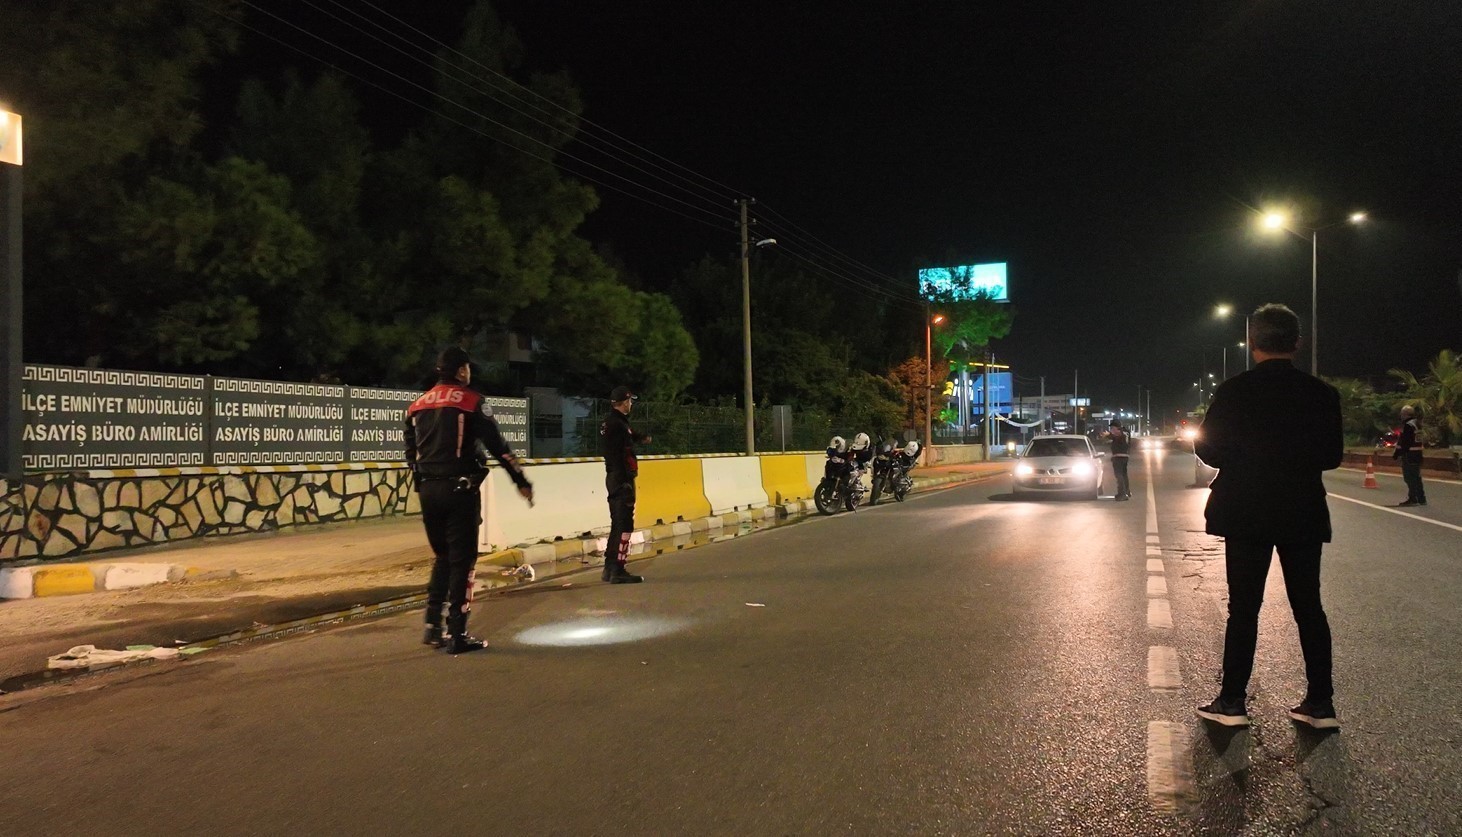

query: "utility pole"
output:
924 302 932 449
982 349 992 460
1039 376 1046 433
1073 368 1079 435
1 109 23 478
738 198 754 455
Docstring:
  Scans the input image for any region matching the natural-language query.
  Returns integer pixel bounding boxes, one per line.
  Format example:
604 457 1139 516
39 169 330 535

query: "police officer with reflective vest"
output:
405 347 533 653
1394 405 1427 507
601 386 651 583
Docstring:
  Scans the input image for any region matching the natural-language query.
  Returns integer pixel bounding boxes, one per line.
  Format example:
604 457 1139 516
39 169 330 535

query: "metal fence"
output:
530 396 873 457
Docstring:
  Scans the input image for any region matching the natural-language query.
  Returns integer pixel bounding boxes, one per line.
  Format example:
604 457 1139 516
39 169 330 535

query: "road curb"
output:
0 562 217 600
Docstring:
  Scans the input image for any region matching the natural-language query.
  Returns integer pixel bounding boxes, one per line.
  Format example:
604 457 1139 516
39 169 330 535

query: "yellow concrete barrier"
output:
635 459 711 528
32 565 98 597
760 454 814 504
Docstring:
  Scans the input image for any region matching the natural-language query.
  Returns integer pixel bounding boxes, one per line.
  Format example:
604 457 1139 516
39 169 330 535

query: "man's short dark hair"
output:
1249 304 1301 353
435 346 471 380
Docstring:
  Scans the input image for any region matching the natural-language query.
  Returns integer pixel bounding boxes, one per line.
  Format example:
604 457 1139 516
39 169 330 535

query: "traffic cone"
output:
1363 457 1379 489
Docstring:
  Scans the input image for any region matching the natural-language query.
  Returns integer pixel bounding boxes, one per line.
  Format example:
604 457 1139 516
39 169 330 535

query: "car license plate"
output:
1038 477 1061 485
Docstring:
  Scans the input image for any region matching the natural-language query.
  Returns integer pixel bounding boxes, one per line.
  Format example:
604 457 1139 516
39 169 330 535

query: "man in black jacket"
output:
1394 405 1427 507
405 347 533 654
1194 303 1344 730
600 386 651 584
1104 420 1133 500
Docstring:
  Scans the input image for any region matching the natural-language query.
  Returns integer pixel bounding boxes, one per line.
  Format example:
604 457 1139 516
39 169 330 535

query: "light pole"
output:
737 197 776 454
925 310 945 450
1 108 23 478
1259 209 1367 377
1214 303 1250 373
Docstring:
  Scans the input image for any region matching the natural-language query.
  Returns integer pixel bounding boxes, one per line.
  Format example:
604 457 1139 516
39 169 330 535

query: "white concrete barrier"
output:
480 461 608 552
804 453 827 489
702 457 768 514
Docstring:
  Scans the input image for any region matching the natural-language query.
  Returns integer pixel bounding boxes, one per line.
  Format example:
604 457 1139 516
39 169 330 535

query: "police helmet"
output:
903 441 921 457
851 432 870 451
829 435 847 453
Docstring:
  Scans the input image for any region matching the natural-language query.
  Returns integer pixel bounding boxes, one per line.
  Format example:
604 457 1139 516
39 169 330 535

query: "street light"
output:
1257 207 1367 377
1214 303 1251 372
925 311 945 451
738 195 776 454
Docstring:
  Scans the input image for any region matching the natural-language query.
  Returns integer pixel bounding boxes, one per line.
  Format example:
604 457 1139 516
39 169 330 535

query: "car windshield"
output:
1025 438 1087 458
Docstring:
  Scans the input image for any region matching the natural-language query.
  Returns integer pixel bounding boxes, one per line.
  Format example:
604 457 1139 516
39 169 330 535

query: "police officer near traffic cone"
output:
405 347 533 654
1394 405 1427 507
601 386 651 583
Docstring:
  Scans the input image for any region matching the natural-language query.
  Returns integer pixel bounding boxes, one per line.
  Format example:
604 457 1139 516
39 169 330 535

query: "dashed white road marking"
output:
1147 721 1196 814
1148 598 1173 629
1329 493 1462 533
1146 575 1168 597
1146 558 1165 573
1145 545 1163 557
1147 645 1182 689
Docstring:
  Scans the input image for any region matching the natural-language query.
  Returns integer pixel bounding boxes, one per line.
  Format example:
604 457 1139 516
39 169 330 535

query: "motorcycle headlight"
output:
1014 463 1033 476
1072 462 1094 476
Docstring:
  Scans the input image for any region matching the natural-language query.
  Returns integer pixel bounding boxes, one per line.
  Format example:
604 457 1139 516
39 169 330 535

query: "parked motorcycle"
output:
815 435 868 514
870 439 919 504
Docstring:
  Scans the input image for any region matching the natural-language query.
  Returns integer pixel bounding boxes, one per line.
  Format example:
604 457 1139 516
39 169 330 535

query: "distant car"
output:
1012 434 1105 499
1376 428 1400 448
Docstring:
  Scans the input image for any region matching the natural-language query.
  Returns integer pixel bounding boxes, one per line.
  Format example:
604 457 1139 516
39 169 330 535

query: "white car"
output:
1011 434 1105 499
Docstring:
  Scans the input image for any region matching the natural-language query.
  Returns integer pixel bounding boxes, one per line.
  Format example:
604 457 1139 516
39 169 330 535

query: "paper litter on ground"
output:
47 644 183 670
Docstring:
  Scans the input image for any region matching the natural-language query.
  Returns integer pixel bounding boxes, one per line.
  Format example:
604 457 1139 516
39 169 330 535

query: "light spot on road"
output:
514 616 692 647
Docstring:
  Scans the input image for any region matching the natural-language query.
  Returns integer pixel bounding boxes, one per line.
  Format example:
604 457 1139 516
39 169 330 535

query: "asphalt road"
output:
1 453 1457 835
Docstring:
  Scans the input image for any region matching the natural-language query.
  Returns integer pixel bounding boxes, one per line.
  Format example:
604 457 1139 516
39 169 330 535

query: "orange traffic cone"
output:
1363 457 1379 489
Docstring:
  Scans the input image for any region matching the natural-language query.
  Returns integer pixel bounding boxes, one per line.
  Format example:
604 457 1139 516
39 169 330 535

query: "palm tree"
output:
1389 349 1462 448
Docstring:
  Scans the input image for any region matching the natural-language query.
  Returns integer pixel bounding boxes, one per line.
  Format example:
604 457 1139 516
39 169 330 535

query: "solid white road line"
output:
1147 645 1182 690
1147 558 1165 573
1148 599 1173 629
1146 721 1196 814
1329 493 1462 533
1147 575 1168 597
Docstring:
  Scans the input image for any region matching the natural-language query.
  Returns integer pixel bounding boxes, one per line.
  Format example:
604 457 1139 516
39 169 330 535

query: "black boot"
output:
422 625 444 647
602 559 614 582
445 614 486 654
606 561 643 584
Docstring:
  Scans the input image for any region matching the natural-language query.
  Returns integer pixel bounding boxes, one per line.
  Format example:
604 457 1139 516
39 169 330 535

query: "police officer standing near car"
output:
1394 404 1427 507
601 386 651 583
1105 419 1132 500
405 347 533 654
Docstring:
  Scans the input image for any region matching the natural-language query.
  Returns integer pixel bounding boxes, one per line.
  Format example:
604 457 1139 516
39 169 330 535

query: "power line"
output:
197 1 738 234
308 0 735 213
233 0 737 228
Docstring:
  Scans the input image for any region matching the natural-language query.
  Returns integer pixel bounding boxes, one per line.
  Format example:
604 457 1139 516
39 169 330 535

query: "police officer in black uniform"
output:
1105 420 1132 500
1394 405 1427 506
601 386 651 583
405 347 533 653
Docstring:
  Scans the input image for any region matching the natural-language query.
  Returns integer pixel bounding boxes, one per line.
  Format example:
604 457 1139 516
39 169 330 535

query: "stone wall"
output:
0 466 418 563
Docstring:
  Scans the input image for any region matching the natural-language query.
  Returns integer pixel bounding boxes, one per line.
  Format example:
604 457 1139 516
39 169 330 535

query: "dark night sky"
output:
247 1 1462 419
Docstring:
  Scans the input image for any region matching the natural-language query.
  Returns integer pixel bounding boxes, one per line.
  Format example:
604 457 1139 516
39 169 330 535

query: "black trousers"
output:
1220 539 1333 704
419 479 482 635
606 477 636 569
1112 456 1130 497
1401 458 1426 502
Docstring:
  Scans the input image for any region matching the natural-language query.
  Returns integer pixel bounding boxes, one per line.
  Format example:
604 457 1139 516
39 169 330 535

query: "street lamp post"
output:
1260 209 1367 377
1 108 23 478
737 198 777 455
925 309 945 452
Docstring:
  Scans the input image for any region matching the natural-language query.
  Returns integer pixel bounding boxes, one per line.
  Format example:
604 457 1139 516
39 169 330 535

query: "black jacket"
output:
1395 417 1424 463
1196 359 1343 543
601 408 648 485
404 383 530 489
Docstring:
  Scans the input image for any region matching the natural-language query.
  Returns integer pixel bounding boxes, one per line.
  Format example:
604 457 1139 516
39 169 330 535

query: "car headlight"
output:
1182 428 1199 440
1015 463 1033 476
1072 462 1094 476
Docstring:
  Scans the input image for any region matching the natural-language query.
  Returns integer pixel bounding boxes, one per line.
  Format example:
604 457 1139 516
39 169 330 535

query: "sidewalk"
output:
0 461 1007 688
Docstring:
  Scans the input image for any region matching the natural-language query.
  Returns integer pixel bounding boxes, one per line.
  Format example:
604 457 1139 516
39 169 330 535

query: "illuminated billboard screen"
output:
918 262 1008 302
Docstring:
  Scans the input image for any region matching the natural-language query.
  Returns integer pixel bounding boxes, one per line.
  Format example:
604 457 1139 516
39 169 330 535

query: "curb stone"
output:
0 562 208 601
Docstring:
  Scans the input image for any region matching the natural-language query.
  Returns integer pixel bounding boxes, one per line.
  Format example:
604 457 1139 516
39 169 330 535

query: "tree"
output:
1324 377 1390 447
927 287 1014 365
886 355 934 437
1389 349 1462 447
